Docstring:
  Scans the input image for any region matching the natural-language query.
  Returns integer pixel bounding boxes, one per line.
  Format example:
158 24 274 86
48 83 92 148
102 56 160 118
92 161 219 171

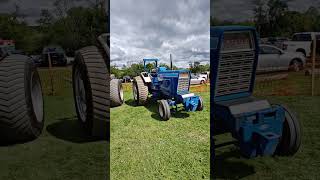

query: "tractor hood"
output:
157 69 191 97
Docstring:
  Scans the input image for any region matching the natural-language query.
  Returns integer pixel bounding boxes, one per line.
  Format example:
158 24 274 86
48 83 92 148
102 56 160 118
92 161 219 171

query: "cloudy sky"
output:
212 0 320 22
0 0 93 25
110 0 210 68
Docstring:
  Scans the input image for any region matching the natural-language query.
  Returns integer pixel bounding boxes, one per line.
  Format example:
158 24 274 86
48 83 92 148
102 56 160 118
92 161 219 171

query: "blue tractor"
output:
211 26 301 158
132 58 204 120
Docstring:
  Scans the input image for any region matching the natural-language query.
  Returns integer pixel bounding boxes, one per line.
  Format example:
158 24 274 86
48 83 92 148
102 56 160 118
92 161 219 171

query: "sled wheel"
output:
158 100 171 121
276 105 301 156
110 79 124 107
73 46 109 138
0 55 44 143
132 76 148 105
197 96 204 111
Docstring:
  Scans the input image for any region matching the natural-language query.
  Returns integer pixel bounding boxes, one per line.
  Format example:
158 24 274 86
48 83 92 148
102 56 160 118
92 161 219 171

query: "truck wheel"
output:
0 55 44 143
110 79 124 107
132 76 148 105
276 105 301 156
72 46 109 137
290 59 303 72
158 100 171 120
197 96 204 111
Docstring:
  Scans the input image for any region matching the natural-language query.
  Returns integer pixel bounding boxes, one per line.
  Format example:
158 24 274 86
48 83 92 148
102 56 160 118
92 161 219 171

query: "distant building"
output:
0 39 16 52
0 39 15 46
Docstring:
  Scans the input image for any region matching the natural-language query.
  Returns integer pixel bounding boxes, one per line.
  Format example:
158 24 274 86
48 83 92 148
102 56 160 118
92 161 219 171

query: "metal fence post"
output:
312 35 316 96
48 53 54 95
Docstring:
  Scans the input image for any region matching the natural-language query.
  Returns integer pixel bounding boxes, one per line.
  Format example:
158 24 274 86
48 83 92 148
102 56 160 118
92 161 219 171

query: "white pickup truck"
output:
283 32 320 57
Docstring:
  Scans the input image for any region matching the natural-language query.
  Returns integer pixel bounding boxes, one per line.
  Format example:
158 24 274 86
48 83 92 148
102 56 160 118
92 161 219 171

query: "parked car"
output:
283 32 320 57
0 46 25 56
258 44 306 72
41 46 67 67
198 72 210 81
264 37 289 49
30 55 42 66
190 74 206 85
66 56 74 65
0 46 8 59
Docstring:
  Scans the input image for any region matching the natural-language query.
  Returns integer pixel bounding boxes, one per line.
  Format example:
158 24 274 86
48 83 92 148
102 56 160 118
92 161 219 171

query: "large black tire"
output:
276 105 301 156
290 59 303 72
132 76 148 105
0 55 44 143
72 46 109 138
110 79 124 107
158 100 171 120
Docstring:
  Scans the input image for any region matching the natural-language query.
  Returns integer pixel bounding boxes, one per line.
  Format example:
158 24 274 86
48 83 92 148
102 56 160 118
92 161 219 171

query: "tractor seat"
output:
150 69 157 77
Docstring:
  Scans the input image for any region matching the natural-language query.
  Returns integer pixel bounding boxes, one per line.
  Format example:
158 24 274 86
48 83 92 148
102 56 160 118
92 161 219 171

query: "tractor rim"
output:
133 83 138 101
31 72 44 123
292 61 300 71
75 68 87 122
119 83 124 102
159 103 164 118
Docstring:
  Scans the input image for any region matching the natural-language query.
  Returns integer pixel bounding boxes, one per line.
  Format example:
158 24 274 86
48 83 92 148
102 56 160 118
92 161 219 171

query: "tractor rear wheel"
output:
158 100 171 120
132 76 148 105
72 46 109 138
197 96 204 111
0 55 44 143
276 105 301 156
110 79 124 107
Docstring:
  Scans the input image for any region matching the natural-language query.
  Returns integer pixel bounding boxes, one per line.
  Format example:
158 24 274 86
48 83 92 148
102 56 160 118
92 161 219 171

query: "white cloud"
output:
110 0 210 68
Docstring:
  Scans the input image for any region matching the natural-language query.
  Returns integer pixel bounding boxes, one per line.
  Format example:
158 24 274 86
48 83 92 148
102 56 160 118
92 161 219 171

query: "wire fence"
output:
254 67 320 96
38 66 73 96
37 66 320 97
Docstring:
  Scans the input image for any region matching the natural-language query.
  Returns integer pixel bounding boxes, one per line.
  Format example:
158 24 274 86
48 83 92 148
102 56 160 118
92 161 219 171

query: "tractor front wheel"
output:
158 100 171 120
197 96 204 111
276 105 301 156
132 76 148 105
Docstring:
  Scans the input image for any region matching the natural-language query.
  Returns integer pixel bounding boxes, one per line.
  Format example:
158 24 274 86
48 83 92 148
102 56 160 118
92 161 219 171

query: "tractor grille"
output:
216 50 255 96
178 73 190 92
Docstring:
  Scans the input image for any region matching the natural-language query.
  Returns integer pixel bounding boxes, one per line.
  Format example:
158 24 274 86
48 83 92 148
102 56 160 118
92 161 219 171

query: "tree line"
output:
111 62 210 79
0 0 107 56
211 0 320 38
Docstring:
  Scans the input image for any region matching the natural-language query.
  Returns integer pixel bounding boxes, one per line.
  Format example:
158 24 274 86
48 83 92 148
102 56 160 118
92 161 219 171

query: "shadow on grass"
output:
125 99 136 107
125 99 190 121
46 117 104 143
213 149 255 179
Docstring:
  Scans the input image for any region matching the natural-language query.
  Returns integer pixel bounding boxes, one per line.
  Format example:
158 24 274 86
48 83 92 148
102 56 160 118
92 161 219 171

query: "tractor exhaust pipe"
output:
170 54 173 70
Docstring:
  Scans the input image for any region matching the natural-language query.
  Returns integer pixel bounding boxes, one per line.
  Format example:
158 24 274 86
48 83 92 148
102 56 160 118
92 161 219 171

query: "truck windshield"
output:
292 34 312 41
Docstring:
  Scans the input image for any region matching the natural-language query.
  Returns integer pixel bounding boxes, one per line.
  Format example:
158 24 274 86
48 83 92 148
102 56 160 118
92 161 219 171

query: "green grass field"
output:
0 90 107 180
0 68 318 179
113 72 320 179
111 91 210 179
